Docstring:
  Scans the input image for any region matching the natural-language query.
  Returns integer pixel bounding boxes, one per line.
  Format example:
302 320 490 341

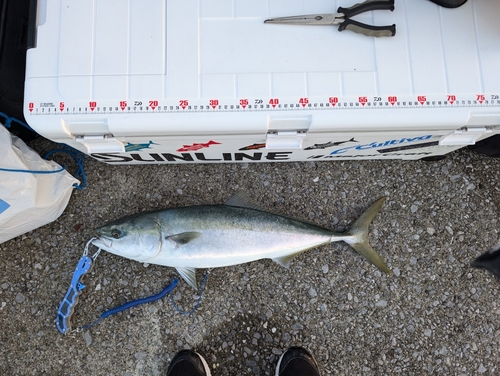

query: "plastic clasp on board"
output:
266 116 311 149
75 134 125 153
266 130 307 149
439 127 492 146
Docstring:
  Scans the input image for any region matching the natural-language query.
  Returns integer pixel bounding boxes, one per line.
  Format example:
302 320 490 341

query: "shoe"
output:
472 244 500 278
428 0 467 8
166 350 211 376
275 347 321 376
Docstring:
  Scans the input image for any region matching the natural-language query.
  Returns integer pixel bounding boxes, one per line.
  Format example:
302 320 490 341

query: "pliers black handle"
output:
338 0 396 37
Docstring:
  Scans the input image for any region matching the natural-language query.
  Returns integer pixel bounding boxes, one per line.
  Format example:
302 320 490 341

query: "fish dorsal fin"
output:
226 191 326 228
224 191 264 211
272 252 301 268
176 267 198 290
166 232 201 247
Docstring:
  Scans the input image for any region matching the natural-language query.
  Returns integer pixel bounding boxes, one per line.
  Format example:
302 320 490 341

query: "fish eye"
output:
111 229 123 239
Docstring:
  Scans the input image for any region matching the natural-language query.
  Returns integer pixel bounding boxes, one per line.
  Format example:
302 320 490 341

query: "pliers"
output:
264 0 396 37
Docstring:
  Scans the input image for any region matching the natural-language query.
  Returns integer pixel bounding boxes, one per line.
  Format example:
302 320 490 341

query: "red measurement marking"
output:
329 97 338 106
149 100 158 110
388 96 397 106
179 100 188 110
120 101 127 111
240 99 248 109
89 101 97 111
476 94 485 104
28 102 34 112
299 98 309 107
59 102 65 112
269 98 279 108
209 99 219 109
447 95 456 105
358 96 368 106
417 96 427 105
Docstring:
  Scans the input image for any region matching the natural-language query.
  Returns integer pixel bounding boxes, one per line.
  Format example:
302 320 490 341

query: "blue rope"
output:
44 148 87 190
0 111 87 189
79 279 180 331
78 273 210 331
170 272 210 315
0 166 65 174
0 111 35 132
0 147 87 190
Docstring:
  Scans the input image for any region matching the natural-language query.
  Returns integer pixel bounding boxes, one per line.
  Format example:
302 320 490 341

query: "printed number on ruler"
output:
179 100 189 110
417 96 427 105
269 98 279 108
358 96 368 106
149 100 159 110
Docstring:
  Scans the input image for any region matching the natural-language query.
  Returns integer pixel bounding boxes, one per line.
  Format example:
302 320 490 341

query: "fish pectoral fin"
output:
166 232 201 247
272 253 300 268
176 267 198 290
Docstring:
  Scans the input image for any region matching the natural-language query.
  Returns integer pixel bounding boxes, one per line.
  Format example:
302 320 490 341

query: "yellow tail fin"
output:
347 197 392 274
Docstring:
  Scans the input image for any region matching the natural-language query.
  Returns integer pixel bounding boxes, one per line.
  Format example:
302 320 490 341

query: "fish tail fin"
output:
345 197 392 274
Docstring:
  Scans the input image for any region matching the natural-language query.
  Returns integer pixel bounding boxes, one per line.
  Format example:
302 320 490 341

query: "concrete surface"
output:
1 137 500 375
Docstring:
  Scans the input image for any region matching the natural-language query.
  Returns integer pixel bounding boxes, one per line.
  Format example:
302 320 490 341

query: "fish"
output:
176 140 221 152
124 141 158 152
92 192 392 289
239 143 267 151
304 137 358 150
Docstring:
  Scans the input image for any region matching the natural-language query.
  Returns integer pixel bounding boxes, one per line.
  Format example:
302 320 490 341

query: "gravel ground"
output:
1 137 500 375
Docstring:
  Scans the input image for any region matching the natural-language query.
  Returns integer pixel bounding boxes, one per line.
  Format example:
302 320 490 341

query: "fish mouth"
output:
92 236 113 249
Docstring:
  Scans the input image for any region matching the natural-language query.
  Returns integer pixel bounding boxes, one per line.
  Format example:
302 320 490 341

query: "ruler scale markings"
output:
28 94 500 115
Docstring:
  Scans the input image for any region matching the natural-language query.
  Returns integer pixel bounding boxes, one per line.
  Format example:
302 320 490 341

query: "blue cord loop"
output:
0 111 87 190
170 272 210 315
77 273 209 332
44 148 87 190
79 279 180 331
0 146 87 190
0 111 35 132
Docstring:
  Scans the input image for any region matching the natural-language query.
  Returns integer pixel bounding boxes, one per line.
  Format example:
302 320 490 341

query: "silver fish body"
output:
93 192 391 289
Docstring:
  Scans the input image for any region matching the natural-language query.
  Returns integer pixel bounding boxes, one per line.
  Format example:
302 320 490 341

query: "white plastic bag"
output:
0 124 79 244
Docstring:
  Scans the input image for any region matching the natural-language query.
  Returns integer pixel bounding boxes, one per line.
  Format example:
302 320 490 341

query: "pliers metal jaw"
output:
265 0 396 38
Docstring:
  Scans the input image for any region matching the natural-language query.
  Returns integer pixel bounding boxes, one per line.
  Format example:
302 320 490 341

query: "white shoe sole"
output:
196 352 212 376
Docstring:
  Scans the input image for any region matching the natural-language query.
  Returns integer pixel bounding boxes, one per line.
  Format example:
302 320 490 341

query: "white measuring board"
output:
24 0 500 163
